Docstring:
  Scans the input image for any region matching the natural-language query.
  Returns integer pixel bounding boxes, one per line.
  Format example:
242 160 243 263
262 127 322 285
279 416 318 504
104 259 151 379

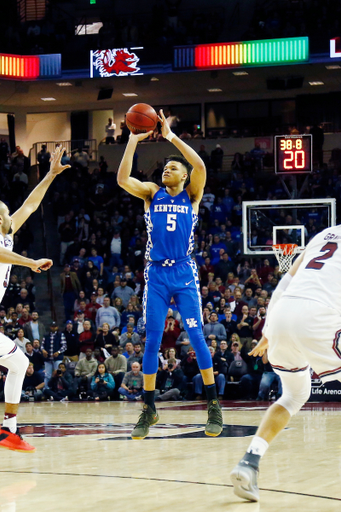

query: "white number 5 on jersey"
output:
166 214 177 231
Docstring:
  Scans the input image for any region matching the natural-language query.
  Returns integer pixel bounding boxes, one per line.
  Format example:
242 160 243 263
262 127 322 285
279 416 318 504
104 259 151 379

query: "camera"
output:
168 363 173 370
99 378 104 384
57 370 62 375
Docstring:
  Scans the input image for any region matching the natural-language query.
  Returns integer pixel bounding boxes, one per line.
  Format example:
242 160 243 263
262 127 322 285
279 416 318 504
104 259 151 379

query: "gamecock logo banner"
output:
90 48 141 78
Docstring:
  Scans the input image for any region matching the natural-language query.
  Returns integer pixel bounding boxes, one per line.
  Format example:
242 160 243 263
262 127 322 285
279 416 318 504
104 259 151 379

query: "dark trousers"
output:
43 388 68 400
63 291 76 321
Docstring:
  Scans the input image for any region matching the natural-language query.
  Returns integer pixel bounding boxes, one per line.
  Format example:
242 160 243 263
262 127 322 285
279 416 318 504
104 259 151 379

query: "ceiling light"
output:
309 81 324 86
151 77 159 81
207 88 222 92
325 65 341 69
56 82 72 86
41 97 56 101
123 93 138 96
233 71 249 76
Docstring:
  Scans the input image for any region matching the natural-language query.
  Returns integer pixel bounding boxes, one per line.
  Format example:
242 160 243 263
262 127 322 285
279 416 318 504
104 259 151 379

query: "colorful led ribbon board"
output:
174 37 309 70
0 53 61 80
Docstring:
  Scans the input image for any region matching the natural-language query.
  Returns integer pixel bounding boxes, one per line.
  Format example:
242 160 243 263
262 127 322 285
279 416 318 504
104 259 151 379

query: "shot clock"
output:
274 134 312 174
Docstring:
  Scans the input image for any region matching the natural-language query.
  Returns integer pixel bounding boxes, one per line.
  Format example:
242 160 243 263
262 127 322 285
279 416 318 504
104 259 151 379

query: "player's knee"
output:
276 383 310 416
10 348 29 375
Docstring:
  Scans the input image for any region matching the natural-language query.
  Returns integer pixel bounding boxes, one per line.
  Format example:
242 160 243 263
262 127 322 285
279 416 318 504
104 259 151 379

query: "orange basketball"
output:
126 103 158 134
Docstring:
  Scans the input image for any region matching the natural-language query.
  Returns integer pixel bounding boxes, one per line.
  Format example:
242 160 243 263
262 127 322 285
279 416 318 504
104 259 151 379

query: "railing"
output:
29 139 98 166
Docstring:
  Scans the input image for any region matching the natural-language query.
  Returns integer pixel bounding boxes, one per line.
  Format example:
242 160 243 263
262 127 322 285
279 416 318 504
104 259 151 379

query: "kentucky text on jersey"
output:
154 204 189 214
144 188 198 263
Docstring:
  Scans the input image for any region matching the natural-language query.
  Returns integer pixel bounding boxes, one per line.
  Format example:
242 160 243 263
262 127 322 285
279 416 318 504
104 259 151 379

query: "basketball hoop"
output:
272 244 299 273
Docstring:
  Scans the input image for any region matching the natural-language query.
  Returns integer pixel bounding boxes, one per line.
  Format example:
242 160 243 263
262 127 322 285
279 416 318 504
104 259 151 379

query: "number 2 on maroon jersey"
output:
305 242 338 270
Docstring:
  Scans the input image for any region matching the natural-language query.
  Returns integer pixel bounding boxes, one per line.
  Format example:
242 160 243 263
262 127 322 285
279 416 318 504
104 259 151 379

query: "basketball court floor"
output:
0 401 340 511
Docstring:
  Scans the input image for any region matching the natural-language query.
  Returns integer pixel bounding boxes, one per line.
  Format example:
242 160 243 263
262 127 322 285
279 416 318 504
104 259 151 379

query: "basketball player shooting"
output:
231 226 341 501
117 109 223 439
0 145 70 452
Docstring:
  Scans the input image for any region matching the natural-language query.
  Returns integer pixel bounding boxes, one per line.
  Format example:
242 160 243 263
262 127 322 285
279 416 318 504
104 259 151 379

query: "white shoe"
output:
230 463 260 502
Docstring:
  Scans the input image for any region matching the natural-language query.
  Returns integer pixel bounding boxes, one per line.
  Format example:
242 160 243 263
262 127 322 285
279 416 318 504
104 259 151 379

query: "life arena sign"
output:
330 37 341 58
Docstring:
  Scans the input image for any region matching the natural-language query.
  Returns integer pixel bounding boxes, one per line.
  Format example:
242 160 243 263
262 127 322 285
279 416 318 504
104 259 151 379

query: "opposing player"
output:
231 225 341 501
117 109 223 439
0 145 70 452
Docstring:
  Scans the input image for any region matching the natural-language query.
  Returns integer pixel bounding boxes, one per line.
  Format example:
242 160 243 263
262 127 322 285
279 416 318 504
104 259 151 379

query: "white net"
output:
272 244 299 273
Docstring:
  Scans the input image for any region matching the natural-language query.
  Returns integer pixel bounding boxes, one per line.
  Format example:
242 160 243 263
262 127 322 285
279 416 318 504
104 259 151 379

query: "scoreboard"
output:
274 134 312 174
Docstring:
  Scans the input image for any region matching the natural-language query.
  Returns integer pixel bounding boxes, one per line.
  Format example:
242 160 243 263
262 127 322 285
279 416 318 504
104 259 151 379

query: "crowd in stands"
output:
1 128 340 403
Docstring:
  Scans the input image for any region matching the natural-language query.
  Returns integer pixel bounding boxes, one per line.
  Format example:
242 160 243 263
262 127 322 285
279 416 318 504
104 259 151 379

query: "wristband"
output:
165 132 175 142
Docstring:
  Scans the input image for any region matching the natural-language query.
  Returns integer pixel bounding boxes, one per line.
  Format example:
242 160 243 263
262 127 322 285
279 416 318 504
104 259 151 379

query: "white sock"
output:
247 436 269 457
3 414 17 434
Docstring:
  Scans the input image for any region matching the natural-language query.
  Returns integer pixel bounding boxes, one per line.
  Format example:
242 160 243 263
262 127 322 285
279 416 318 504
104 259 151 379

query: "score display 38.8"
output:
274 134 312 174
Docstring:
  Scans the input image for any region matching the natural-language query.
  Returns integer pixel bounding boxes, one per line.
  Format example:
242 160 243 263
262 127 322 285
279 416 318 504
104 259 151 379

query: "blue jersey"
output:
144 188 198 263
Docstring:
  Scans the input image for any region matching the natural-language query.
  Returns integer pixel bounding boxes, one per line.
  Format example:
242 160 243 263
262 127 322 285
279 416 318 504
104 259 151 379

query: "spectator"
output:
73 310 86 334
203 311 226 345
25 341 45 374
90 363 115 400
60 263 81 321
85 292 102 323
21 363 44 402
215 252 237 282
251 305 265 337
236 305 253 348
250 142 264 171
217 340 234 367
88 247 104 277
14 328 30 353
231 289 247 317
161 313 180 351
95 322 118 351
23 310 45 342
73 290 89 312
118 361 144 401
95 296 120 329
59 214 76 265
110 230 122 267
176 330 191 357
122 341 135 359
256 349 282 401
111 277 134 308
127 342 144 371
105 345 127 390
74 348 98 399
17 308 31 327
63 320 80 361
244 268 262 292
242 288 258 309
193 346 226 400
220 309 238 340
210 235 227 265
156 358 185 401
105 117 116 144
239 340 264 399
120 325 141 348
210 144 224 171
41 322 67 385
4 312 21 340
37 144 51 180
181 347 200 386
79 320 96 356
43 362 74 402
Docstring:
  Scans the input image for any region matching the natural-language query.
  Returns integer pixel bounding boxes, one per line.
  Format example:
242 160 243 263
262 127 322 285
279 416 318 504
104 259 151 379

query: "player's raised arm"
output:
117 131 159 201
159 109 206 201
11 145 71 234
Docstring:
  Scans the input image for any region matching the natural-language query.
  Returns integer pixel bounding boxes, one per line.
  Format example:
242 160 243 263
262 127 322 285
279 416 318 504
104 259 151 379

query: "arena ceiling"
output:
0 62 340 110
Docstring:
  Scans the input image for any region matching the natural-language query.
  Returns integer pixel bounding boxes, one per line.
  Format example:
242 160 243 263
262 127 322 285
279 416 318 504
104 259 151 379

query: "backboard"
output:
243 198 336 256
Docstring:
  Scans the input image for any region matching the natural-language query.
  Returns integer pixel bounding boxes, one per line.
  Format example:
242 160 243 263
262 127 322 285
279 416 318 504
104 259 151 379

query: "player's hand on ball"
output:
159 109 172 139
49 145 71 176
31 258 53 273
249 335 269 357
129 131 154 143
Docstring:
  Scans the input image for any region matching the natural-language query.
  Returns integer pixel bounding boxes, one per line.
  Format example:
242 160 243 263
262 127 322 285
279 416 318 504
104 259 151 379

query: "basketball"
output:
126 103 158 134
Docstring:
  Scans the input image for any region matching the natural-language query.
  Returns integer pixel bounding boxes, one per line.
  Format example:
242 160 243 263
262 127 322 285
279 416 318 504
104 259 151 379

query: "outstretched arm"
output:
0 247 52 273
117 131 159 201
159 109 206 201
11 146 71 234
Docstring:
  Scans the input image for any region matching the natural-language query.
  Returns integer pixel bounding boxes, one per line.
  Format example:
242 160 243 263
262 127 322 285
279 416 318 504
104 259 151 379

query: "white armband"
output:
165 132 175 142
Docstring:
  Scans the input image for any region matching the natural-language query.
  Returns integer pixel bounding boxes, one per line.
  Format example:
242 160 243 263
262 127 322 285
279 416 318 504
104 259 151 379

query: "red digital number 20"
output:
305 242 338 270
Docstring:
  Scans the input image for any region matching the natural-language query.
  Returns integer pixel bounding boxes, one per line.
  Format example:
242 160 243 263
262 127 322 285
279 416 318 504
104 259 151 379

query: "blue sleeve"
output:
106 374 115 391
90 376 97 390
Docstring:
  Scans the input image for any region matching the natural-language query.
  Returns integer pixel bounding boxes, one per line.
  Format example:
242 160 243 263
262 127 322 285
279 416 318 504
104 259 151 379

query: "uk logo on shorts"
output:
186 318 198 328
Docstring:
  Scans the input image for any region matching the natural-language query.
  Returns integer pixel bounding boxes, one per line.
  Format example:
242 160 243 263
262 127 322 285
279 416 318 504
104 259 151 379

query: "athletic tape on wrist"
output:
165 132 175 142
